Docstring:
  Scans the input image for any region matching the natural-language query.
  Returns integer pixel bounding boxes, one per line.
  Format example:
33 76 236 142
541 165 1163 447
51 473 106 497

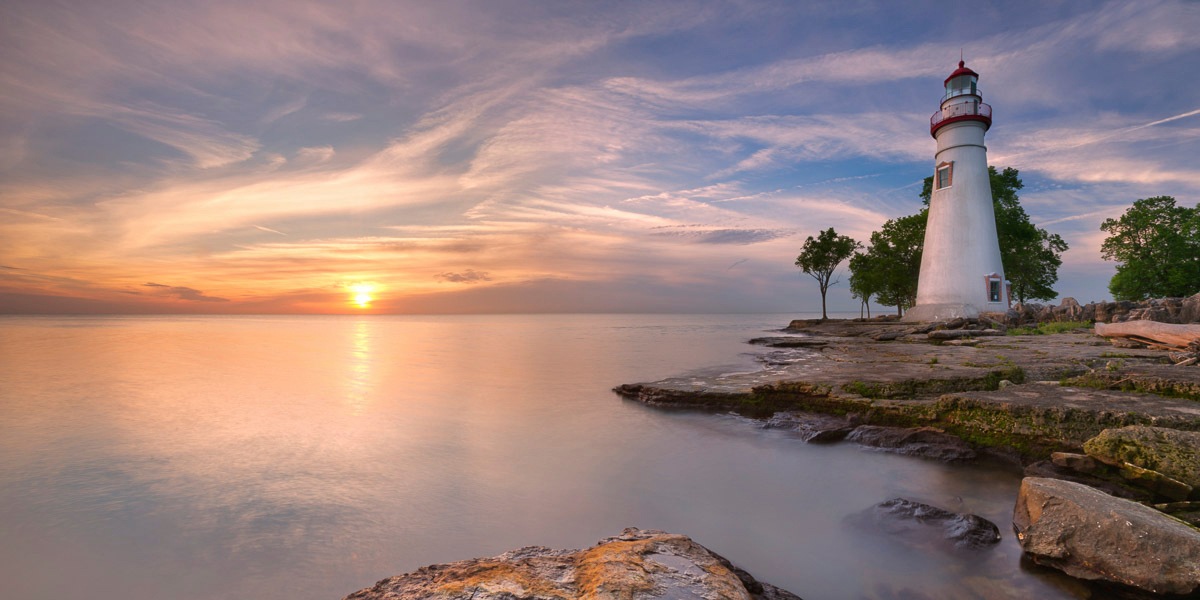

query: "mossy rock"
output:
1083 426 1200 490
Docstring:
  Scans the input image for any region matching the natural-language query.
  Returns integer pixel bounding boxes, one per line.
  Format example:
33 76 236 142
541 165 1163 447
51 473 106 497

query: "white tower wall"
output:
904 63 1007 322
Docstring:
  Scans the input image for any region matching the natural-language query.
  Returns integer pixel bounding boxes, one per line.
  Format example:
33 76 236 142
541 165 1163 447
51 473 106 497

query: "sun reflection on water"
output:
346 320 372 415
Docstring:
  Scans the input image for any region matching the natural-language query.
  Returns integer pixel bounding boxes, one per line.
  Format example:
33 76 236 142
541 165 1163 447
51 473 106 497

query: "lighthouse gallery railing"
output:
930 101 992 134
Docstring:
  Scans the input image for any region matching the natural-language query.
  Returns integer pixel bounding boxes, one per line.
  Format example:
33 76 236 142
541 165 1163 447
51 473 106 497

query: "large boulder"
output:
1053 297 1083 321
1013 477 1200 596
1083 426 1200 494
341 528 803 600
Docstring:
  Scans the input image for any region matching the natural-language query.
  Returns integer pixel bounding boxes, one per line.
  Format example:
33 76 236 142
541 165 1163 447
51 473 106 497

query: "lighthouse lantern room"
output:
904 61 1007 322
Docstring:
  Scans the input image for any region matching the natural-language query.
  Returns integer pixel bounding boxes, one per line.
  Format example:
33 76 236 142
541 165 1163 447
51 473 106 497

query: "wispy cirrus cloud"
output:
1 1 1198 313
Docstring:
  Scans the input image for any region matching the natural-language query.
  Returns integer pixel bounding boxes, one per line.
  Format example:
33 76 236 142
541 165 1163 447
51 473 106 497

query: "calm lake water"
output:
0 314 1084 599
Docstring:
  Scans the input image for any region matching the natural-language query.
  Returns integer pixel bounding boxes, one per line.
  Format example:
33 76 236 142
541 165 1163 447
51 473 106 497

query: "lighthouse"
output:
903 61 1007 322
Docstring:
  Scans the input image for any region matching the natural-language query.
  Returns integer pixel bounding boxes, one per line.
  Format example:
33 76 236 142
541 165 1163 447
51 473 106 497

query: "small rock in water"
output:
846 498 1001 552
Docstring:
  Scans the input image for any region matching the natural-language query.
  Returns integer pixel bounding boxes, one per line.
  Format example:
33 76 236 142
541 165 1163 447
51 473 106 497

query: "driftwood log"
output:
1095 321 1200 365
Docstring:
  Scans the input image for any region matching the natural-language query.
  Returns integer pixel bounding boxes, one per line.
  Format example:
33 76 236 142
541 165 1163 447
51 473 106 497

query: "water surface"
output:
0 314 1081 599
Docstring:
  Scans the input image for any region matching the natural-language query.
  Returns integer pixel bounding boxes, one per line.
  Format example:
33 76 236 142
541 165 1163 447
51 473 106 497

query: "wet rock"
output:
341 528 803 600
1013 477 1200 596
846 426 977 463
846 498 1001 552
1083 426 1200 492
762 411 856 443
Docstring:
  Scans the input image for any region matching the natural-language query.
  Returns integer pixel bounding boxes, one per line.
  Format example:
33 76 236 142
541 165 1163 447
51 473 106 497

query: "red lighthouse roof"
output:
944 60 978 85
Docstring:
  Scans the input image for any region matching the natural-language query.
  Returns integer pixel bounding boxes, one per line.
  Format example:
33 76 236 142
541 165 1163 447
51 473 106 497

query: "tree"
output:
847 252 880 318
849 211 926 316
922 166 1067 303
795 228 859 319
1100 196 1200 300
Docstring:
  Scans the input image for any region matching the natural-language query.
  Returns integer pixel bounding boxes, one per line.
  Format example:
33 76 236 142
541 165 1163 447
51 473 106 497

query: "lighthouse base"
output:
903 303 983 323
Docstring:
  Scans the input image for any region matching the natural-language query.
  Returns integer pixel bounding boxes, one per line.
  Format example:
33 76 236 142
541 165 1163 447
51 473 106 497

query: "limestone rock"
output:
1022 460 1154 502
1182 293 1200 324
762 411 855 443
1054 297 1083 321
1013 477 1200 596
1083 426 1200 492
1114 460 1194 502
846 498 1000 552
341 528 803 600
1050 452 1098 473
846 426 977 463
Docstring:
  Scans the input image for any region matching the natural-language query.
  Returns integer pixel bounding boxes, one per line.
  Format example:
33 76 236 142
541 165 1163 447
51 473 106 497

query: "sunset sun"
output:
349 284 375 309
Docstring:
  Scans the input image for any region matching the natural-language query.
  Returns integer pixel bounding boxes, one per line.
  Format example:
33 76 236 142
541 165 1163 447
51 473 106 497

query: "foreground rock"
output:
342 528 802 600
846 498 1001 552
1013 477 1200 597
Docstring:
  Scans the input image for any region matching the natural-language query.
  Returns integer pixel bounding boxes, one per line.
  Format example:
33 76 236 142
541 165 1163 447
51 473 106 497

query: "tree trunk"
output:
1095 321 1200 350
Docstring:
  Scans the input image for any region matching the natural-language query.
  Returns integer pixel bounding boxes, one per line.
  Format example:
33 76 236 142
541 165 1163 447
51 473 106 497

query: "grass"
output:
1007 321 1093 336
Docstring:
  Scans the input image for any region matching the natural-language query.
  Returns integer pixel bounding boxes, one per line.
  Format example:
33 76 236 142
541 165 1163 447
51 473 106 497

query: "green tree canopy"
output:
921 166 1067 303
795 227 859 319
849 211 926 316
1100 196 1200 300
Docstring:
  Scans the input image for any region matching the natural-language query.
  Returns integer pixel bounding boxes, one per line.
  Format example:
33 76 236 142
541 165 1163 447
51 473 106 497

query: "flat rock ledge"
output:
341 528 802 600
1013 477 1200 597
614 321 1200 460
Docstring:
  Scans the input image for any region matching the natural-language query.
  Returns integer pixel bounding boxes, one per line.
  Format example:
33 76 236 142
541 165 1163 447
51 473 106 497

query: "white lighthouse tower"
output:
904 60 1007 322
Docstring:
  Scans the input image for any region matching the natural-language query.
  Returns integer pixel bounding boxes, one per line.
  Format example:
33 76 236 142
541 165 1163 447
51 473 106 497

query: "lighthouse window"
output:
989 280 1001 302
935 162 953 190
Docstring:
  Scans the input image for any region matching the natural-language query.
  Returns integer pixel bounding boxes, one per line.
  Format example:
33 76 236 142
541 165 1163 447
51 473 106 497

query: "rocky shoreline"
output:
613 315 1200 598
340 308 1200 599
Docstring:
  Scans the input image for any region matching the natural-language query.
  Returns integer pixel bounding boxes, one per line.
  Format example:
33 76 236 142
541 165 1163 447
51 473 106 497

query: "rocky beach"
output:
610 304 1200 599
344 299 1200 599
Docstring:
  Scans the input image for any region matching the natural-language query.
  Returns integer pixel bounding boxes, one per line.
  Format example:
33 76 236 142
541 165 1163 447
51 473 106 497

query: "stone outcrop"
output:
846 498 1001 552
341 528 802 600
761 411 856 443
1013 477 1200 596
845 426 977 463
616 321 1200 461
1006 293 1200 327
1083 426 1200 500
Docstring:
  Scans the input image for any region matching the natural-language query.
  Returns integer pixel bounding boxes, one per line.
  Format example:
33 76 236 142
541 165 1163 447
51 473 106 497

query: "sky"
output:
2 0 1198 315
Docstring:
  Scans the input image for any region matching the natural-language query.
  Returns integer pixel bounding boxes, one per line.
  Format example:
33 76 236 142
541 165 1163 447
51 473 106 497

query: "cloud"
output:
436 269 492 284
142 283 229 302
253 225 287 236
295 146 335 163
652 227 794 245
